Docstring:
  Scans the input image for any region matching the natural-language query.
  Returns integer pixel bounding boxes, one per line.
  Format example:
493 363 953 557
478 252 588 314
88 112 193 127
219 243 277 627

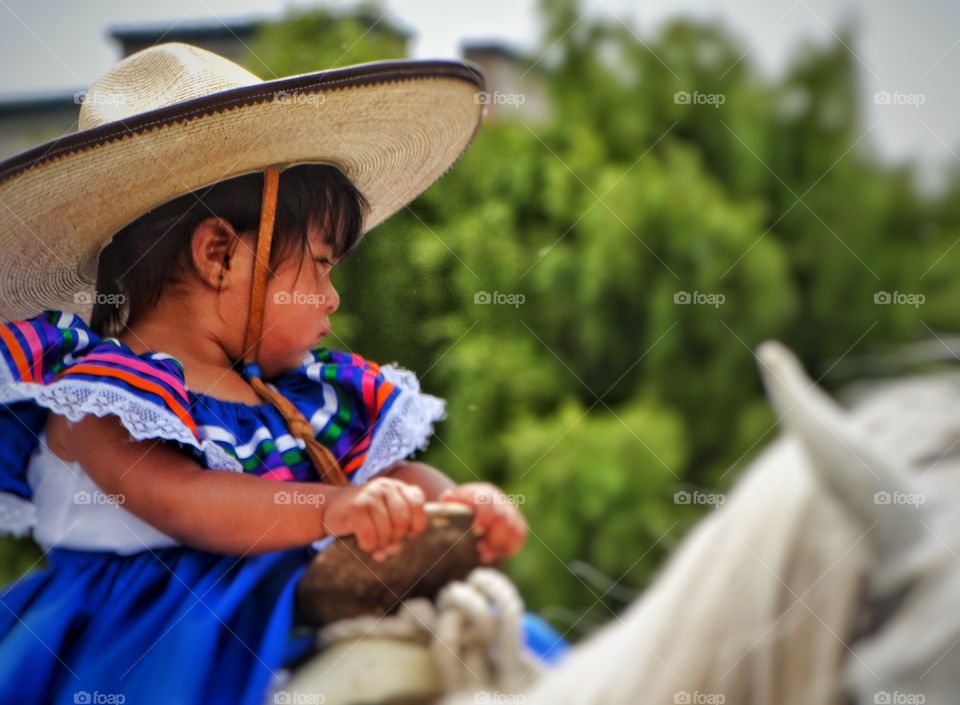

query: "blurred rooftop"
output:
0 14 547 163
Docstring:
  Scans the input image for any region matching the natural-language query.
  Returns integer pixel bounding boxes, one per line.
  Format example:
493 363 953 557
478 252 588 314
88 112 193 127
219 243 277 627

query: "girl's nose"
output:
325 284 340 314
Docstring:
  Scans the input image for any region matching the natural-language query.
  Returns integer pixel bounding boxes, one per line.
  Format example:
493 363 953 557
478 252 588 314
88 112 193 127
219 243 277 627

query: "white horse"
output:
281 341 960 705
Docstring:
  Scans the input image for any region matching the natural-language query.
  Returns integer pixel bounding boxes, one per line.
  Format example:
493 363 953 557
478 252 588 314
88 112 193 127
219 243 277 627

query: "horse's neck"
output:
514 437 866 705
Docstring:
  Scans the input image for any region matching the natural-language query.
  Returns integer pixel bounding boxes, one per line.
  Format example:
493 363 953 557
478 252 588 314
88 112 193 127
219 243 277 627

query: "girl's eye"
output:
314 257 333 267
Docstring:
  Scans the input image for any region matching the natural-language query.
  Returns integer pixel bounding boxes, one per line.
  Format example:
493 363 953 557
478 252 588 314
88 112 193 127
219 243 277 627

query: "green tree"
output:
236 2 960 622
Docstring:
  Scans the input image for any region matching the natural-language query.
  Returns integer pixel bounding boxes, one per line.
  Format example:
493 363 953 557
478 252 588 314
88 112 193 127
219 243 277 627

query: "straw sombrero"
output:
0 42 485 323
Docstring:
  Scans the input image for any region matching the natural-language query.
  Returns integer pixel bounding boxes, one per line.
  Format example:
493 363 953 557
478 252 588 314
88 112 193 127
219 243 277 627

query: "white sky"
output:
0 0 958 190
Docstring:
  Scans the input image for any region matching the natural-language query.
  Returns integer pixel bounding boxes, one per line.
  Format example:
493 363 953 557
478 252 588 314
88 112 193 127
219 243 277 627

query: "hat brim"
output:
0 59 485 322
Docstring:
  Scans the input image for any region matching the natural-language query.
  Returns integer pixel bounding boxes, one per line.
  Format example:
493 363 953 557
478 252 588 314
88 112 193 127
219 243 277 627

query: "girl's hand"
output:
324 478 428 562
440 483 528 563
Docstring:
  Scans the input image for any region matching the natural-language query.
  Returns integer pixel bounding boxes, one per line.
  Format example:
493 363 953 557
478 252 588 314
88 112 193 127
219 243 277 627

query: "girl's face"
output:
176 214 342 380
253 222 341 377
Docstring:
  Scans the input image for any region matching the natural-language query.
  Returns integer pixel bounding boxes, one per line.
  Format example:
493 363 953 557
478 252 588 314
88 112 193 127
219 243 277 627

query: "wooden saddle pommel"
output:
296 502 490 625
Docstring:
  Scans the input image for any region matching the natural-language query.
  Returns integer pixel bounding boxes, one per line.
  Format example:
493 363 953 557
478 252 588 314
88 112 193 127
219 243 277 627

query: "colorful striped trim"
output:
0 311 445 485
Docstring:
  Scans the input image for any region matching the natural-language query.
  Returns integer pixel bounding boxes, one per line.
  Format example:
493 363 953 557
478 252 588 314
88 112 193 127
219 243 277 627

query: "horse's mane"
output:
506 434 868 705
500 350 960 705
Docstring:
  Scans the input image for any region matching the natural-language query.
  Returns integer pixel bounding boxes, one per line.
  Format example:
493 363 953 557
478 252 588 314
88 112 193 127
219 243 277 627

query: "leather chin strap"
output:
240 166 349 487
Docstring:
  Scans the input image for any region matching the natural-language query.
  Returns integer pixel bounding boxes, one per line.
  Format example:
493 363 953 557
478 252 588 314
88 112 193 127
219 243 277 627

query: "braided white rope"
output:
318 568 541 695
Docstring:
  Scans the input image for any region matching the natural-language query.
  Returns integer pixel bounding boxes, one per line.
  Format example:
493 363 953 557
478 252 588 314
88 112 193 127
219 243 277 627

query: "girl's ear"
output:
190 217 241 289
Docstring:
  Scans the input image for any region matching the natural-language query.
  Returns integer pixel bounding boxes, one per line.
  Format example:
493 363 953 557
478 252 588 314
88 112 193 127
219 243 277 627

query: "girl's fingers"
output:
480 518 514 557
439 488 459 503
363 498 393 553
477 544 494 564
471 497 498 536
352 482 525 563
352 480 428 559
478 509 527 562
353 514 377 553
401 485 428 535
381 485 412 545
440 487 488 534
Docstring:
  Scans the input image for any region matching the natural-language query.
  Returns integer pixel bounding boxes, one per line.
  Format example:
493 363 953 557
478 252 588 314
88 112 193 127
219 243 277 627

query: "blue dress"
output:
0 311 568 705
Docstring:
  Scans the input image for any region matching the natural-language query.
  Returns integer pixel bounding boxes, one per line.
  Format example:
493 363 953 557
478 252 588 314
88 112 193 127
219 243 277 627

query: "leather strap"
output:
242 166 280 360
242 166 349 487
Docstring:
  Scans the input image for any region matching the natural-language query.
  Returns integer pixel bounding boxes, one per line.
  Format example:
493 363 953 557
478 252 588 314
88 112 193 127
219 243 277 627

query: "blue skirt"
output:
0 546 568 704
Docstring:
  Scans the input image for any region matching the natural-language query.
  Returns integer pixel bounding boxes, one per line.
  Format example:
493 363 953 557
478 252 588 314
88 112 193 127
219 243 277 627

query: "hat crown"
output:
78 42 262 131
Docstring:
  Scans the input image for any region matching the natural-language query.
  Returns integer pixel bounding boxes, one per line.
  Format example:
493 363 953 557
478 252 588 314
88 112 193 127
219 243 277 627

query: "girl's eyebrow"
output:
305 236 335 259
307 242 337 267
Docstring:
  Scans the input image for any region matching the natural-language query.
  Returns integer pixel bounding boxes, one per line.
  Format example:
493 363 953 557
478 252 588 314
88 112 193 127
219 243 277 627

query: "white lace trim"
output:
0 356 443 536
350 363 446 485
0 492 36 538
0 354 244 535
0 379 242 473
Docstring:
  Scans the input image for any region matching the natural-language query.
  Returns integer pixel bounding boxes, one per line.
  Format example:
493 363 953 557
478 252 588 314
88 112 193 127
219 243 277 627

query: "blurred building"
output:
461 42 550 123
0 18 270 162
0 17 547 163
0 93 79 163
109 18 260 64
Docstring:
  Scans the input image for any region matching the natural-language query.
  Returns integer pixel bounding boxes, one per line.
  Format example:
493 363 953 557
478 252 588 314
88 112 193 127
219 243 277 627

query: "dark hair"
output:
90 163 369 337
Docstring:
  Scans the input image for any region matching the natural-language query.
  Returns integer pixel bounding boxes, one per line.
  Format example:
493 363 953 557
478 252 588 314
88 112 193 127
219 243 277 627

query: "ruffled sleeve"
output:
274 347 446 486
0 311 237 536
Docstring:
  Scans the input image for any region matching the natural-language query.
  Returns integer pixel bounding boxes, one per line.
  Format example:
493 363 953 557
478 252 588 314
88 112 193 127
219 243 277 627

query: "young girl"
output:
0 43 564 704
